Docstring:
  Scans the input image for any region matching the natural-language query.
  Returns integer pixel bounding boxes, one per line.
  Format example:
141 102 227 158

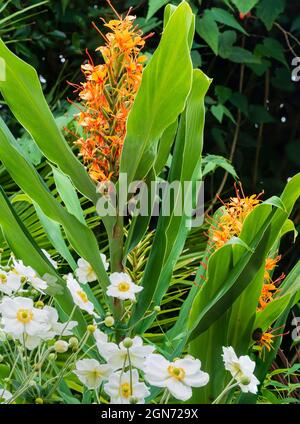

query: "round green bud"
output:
104 316 115 328
35 300 44 309
154 305 161 313
33 363 42 371
123 337 133 349
68 337 79 349
240 376 251 386
87 324 97 334
35 398 44 404
48 353 57 361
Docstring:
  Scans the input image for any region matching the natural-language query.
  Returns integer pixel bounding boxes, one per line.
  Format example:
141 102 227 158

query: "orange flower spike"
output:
73 8 147 183
209 184 262 250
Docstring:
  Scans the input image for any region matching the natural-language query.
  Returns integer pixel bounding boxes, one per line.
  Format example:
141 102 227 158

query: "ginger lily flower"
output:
72 12 149 182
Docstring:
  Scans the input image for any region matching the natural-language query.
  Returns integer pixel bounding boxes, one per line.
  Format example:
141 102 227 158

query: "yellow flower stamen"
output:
168 365 186 381
118 281 130 292
0 273 7 284
77 290 88 303
16 308 34 324
120 382 132 398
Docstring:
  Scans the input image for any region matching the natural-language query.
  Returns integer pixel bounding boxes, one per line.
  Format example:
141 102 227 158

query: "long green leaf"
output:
0 38 97 203
120 1 194 188
131 69 211 331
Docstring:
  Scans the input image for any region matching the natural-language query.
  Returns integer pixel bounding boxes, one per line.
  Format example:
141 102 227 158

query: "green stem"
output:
104 214 124 341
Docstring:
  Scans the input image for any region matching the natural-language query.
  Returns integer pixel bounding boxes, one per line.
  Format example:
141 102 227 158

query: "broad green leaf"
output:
202 154 238 179
256 0 285 30
52 166 86 225
154 120 178 175
280 260 300 304
147 0 169 20
34 202 77 270
187 206 277 342
255 38 288 67
211 104 224 122
18 133 43 166
0 39 97 203
120 2 194 188
189 246 233 403
218 30 237 58
231 0 259 14
228 47 261 64
210 7 248 34
131 69 211 331
253 294 291 332
196 11 219 55
123 168 156 258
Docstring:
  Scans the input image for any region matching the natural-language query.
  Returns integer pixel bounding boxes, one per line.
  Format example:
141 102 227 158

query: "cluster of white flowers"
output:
0 250 260 405
63 254 143 320
0 255 54 296
72 330 210 403
0 296 77 350
0 253 78 350
73 254 143 303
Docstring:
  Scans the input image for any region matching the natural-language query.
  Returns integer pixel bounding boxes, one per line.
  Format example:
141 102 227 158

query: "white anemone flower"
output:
0 296 50 339
66 274 97 316
94 329 118 359
144 353 209 401
74 359 112 389
104 369 150 404
0 270 21 295
75 253 109 284
43 305 78 339
106 272 143 301
99 336 154 371
222 346 259 394
12 259 47 292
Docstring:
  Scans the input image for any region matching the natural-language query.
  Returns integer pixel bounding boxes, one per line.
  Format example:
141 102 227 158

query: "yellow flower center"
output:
16 308 34 324
120 382 132 398
118 281 130 292
77 290 88 303
168 365 185 381
0 274 7 284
